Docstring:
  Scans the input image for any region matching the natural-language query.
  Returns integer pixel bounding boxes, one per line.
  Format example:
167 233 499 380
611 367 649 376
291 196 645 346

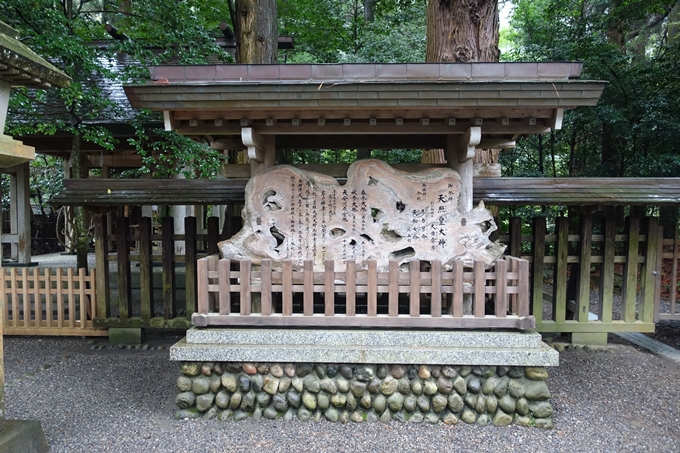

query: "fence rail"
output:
193 256 534 330
1 267 105 336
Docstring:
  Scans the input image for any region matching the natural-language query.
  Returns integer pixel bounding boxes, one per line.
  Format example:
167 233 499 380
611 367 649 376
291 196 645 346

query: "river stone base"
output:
174 362 554 428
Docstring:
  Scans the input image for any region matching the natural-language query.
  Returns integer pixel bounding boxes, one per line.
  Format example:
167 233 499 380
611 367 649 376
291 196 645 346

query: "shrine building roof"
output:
124 62 605 151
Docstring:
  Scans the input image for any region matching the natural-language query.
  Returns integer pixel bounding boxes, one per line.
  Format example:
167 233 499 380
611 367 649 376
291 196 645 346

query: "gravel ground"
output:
4 335 680 453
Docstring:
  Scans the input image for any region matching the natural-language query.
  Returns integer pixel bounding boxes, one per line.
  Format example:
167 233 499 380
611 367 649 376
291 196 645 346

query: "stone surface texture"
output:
175 362 554 427
172 328 559 367
218 160 505 271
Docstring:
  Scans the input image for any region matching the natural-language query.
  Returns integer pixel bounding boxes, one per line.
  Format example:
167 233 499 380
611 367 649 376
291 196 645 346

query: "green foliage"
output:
504 0 680 177
278 0 426 63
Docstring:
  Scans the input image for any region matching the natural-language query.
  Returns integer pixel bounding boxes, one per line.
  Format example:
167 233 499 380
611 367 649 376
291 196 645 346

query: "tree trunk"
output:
69 133 89 270
424 0 500 167
233 0 278 64
426 0 499 63
364 0 379 22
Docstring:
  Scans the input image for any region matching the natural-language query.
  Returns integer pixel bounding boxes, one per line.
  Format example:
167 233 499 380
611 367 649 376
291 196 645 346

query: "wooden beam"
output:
241 127 264 162
458 127 481 162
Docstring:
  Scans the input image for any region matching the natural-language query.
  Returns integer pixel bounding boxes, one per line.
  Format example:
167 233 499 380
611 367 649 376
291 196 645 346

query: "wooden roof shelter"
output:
120 62 607 213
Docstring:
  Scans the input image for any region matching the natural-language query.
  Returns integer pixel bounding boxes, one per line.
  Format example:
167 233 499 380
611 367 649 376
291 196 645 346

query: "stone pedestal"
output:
170 329 558 426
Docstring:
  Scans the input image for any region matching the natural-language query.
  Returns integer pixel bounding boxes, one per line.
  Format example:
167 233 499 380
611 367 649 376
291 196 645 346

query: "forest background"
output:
1 0 679 217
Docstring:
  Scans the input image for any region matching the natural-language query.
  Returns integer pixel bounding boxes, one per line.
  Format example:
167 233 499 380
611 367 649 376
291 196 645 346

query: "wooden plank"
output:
89 268 96 324
554 216 569 323
115 215 131 321
577 213 593 323
324 260 334 317
93 211 110 319
240 260 252 315
654 225 664 322
474 260 485 317
517 259 530 318
56 268 63 328
197 258 209 315
207 217 220 255
45 269 52 328
139 216 154 320
598 215 615 324
388 261 399 316
79 269 86 329
2 270 8 328
452 260 464 317
161 216 175 319
535 320 654 333
67 268 75 329
303 260 313 316
496 259 507 317
640 217 659 324
622 216 640 323
261 259 272 316
219 259 231 315
368 260 377 317
410 261 420 317
509 216 522 257
199 314 535 329
9 268 16 328
33 267 40 328
282 260 293 316
346 260 356 316
531 216 546 323
431 260 442 317
184 217 197 318
22 268 29 327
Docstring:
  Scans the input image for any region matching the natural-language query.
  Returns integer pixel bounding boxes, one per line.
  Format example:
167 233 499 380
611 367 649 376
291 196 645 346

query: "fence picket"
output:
577 214 593 323
346 261 356 316
67 268 75 329
56 268 63 328
410 260 420 317
388 261 399 316
219 259 231 315
368 260 377 317
324 260 334 317
496 259 507 317
474 261 485 318
282 260 293 316
261 259 272 316
431 260 442 317
240 260 251 316
622 216 640 323
452 260 463 317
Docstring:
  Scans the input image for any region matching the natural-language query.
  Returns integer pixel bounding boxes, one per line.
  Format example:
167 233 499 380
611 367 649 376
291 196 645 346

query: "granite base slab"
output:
171 328 558 366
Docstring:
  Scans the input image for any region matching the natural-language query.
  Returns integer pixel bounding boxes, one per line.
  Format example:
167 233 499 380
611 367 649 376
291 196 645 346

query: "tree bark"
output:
424 0 500 167
233 0 278 64
69 133 89 270
364 0 379 22
426 0 499 63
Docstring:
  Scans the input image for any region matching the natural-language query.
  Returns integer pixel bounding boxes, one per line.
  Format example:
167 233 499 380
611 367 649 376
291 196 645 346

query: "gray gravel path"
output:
4 335 680 453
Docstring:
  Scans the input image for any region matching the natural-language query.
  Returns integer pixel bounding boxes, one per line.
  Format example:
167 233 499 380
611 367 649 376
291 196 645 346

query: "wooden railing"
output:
500 214 662 337
1 267 105 336
193 256 534 330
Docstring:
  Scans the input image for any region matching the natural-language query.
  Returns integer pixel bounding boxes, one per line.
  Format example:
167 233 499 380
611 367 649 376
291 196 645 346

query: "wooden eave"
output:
0 32 71 88
52 177 680 207
124 63 605 150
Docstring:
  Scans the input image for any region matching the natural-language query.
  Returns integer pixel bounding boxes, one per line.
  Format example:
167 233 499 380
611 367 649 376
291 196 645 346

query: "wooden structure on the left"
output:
0 20 71 453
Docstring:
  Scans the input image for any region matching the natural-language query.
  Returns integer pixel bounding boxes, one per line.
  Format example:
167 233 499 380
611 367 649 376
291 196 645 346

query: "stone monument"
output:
219 159 506 271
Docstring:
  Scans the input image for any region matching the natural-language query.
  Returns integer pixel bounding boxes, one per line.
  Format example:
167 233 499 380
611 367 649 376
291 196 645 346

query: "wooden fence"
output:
659 217 680 321
0 267 105 336
193 256 533 329
93 214 234 329
499 214 661 338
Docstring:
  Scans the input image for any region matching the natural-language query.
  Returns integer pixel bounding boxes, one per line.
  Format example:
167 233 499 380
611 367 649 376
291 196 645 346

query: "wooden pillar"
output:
93 209 110 319
243 128 275 177
8 163 31 263
444 128 480 213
